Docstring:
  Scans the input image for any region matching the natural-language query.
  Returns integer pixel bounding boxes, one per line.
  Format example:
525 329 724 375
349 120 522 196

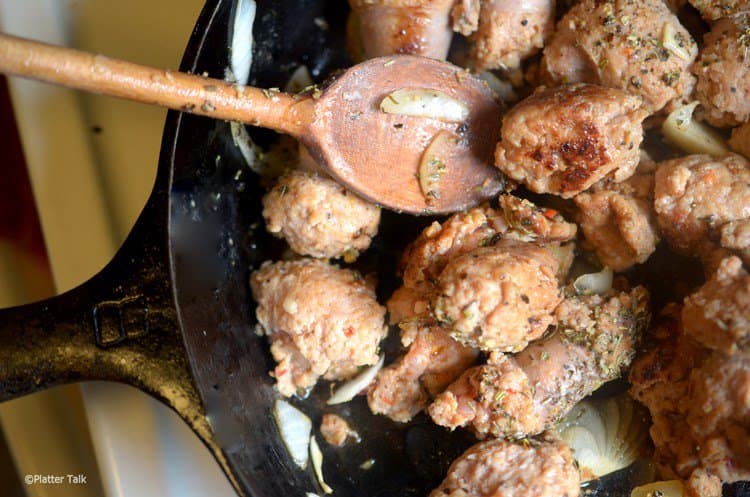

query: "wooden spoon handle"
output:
0 33 312 136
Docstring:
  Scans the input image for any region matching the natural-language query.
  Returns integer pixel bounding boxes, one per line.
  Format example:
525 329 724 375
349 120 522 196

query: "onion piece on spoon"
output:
380 88 469 123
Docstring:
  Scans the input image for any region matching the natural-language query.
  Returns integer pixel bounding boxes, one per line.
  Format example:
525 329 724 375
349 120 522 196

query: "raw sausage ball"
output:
250 259 387 397
495 84 647 198
262 171 380 260
429 433 581 497
541 0 697 114
431 240 562 352
693 15 750 127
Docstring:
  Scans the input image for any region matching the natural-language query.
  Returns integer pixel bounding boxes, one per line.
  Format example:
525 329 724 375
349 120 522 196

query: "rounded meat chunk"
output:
654 154 750 255
250 259 387 397
541 0 697 114
495 84 647 198
630 305 750 495
683 256 750 355
574 162 658 271
348 0 455 60
693 15 750 127
432 240 562 352
367 323 478 422
689 0 749 22
453 0 556 72
430 286 649 438
262 171 380 260
429 433 581 497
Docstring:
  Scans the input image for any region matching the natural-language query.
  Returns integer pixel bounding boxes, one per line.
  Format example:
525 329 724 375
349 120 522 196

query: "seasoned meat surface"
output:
495 84 647 198
250 259 387 396
348 0 454 59
683 256 750 354
574 161 658 270
631 304 750 496
455 0 556 71
262 171 380 259
541 0 697 114
432 240 562 352
430 286 649 438
693 15 750 127
320 414 359 447
689 0 749 21
367 323 478 422
654 154 750 255
429 433 581 497
729 122 750 160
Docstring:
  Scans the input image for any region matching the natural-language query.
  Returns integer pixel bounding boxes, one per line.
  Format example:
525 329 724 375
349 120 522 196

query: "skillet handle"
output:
0 176 207 436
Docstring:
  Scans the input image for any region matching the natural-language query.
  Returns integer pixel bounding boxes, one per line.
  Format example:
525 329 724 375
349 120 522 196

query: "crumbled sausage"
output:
429 433 581 497
541 0 697 114
250 259 387 396
320 414 359 447
262 171 380 259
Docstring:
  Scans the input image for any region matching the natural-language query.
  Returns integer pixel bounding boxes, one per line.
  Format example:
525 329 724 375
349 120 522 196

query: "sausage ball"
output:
348 0 455 60
654 154 750 255
693 14 750 127
689 0 749 21
250 259 387 396
431 240 562 352
429 433 581 497
574 160 659 271
453 0 556 72
262 171 380 260
495 84 647 198
430 286 649 438
683 256 750 355
367 323 478 422
541 0 697 114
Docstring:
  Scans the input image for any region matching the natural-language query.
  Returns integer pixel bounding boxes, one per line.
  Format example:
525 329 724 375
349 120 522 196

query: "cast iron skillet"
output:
0 1 748 496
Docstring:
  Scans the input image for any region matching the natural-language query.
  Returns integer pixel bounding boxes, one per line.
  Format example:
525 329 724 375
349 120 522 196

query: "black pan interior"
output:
166 1 749 496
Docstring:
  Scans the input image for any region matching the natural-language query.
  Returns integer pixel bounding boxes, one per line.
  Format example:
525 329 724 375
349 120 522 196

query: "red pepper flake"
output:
542 208 558 219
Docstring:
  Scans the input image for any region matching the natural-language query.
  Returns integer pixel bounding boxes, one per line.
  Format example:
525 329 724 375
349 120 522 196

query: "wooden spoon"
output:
0 33 504 214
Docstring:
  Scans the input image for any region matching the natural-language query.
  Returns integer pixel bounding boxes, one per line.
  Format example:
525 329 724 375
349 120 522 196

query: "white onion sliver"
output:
380 89 469 123
306 493 322 497
230 0 256 86
328 355 384 405
476 71 518 102
273 399 312 469
310 435 333 494
285 65 314 94
661 22 691 61
662 101 729 157
573 267 613 296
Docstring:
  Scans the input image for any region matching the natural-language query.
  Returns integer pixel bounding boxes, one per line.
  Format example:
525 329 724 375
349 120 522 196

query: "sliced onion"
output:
661 23 692 62
273 399 312 469
631 480 685 497
306 493 321 497
476 71 518 102
380 89 469 123
310 435 333 494
556 395 648 481
573 267 613 296
328 355 384 405
418 131 461 204
662 101 729 157
285 65 314 94
549 243 575 280
230 0 256 86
